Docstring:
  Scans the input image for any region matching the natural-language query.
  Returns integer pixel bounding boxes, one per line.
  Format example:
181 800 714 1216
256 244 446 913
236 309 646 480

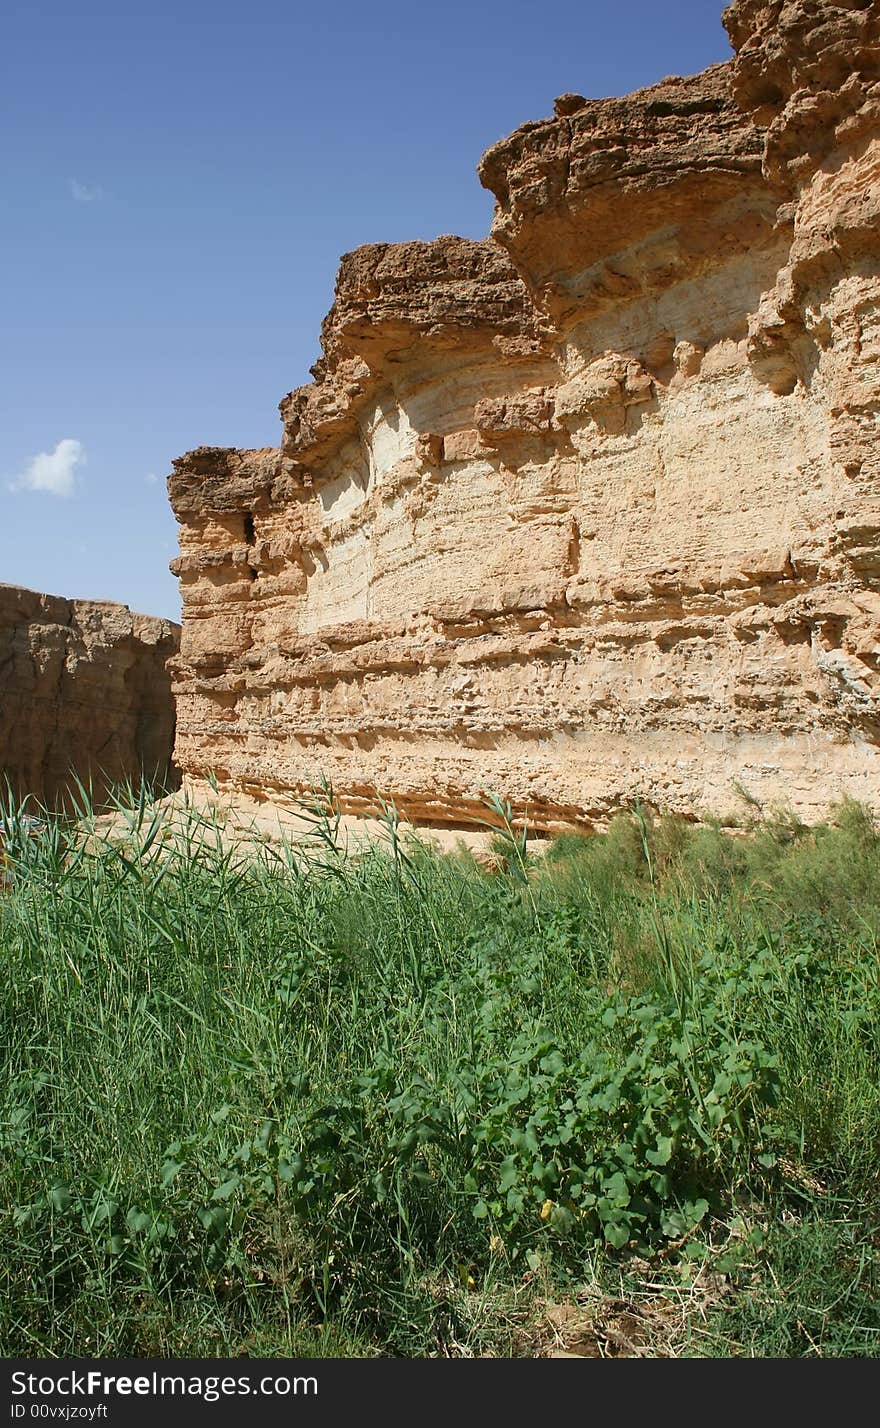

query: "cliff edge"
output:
0 585 180 808
168 0 880 831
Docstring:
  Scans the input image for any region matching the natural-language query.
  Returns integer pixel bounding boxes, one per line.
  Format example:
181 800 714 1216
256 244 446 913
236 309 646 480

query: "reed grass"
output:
1 785 878 1356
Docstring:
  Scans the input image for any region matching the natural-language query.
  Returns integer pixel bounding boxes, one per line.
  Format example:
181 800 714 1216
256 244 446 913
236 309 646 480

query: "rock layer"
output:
168 0 880 832
0 585 180 807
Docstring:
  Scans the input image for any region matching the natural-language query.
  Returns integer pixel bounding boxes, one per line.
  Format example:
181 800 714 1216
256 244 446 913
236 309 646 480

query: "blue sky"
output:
1 0 732 622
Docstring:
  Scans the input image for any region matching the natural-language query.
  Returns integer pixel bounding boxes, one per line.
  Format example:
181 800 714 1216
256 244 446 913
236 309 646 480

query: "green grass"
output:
1 787 878 1357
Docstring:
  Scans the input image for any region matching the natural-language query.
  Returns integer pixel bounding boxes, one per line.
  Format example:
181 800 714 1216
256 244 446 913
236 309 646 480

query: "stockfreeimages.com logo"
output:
11 1370 317 1408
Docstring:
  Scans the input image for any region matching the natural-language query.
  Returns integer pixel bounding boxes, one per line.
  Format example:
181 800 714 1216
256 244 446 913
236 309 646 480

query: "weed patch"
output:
1 789 878 1355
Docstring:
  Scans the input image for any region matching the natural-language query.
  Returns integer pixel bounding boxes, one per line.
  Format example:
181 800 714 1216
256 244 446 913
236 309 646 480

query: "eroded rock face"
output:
168 0 880 831
0 585 180 807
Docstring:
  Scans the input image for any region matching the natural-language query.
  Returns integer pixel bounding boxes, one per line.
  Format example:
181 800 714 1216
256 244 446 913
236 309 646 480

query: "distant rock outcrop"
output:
0 585 180 807
167 0 880 831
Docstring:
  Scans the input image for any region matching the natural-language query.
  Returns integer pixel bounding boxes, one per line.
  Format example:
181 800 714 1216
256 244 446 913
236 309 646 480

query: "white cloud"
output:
13 438 85 497
69 178 104 202
145 471 160 484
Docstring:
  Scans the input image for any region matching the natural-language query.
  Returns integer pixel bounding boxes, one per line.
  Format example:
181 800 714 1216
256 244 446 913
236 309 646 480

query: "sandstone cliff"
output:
0 585 180 808
168 0 880 832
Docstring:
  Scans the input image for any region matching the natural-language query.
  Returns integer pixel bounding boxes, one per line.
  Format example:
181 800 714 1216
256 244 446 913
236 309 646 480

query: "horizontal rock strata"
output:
0 585 180 808
168 0 880 832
